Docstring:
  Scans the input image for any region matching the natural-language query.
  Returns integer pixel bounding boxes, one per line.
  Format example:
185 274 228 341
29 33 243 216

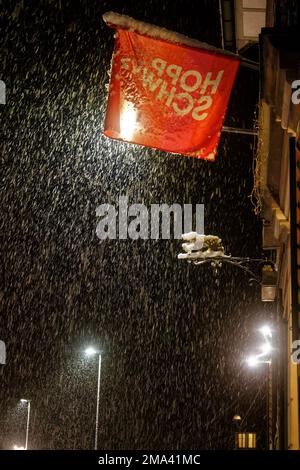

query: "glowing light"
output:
259 325 272 338
233 414 242 421
85 347 97 357
260 341 272 356
120 101 137 140
246 355 259 367
14 445 25 450
20 399 28 403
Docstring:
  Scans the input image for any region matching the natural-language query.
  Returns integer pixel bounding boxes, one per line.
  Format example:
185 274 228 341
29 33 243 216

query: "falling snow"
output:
0 0 272 450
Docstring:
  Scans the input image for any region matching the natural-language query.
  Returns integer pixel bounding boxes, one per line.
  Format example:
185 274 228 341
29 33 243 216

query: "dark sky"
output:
0 0 273 450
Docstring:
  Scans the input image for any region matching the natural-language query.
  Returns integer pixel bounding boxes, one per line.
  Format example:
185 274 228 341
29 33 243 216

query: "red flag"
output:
103 14 240 160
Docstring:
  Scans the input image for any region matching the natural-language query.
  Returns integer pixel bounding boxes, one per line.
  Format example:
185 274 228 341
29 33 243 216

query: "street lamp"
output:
245 325 272 364
20 399 31 450
245 325 273 450
260 342 272 356
84 347 102 450
246 355 260 367
85 347 98 357
233 414 242 422
259 325 272 339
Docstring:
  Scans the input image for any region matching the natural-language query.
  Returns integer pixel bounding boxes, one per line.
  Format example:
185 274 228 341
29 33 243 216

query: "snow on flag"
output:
103 12 240 160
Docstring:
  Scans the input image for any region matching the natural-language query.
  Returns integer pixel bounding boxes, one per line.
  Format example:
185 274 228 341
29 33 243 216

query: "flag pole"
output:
240 59 259 71
222 126 258 136
103 11 258 71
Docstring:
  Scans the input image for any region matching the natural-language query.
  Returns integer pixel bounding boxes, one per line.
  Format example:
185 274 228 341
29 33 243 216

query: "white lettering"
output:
180 70 202 92
192 95 213 120
200 70 224 94
173 92 194 116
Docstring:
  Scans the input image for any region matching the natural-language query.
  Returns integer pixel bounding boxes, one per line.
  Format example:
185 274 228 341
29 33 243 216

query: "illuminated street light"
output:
85 347 98 357
84 347 102 450
246 356 271 366
260 341 272 356
259 325 272 339
233 414 242 422
245 326 274 450
246 355 260 367
20 399 31 450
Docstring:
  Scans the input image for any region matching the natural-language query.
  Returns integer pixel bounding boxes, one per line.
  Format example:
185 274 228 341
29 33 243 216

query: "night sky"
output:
1 0 273 450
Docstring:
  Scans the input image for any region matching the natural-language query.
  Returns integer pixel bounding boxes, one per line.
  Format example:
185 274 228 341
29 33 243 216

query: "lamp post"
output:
259 325 273 451
20 399 31 450
84 347 102 450
246 325 273 450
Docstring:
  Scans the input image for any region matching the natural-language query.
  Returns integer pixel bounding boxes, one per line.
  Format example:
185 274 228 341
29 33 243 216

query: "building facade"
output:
223 0 300 449
256 0 300 450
